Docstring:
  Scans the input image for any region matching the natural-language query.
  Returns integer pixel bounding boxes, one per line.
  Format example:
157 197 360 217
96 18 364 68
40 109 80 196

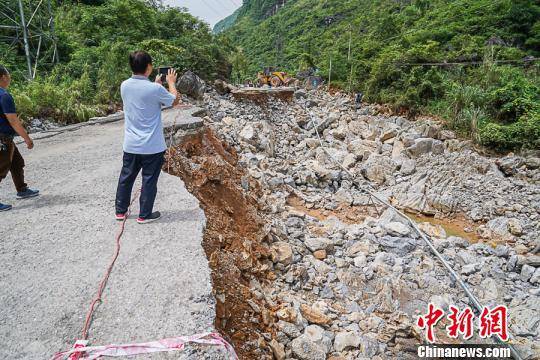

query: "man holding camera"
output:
0 65 39 212
115 51 180 224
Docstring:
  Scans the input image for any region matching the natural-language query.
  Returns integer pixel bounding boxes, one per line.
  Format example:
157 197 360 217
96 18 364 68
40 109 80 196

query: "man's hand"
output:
25 137 34 150
155 74 163 85
166 68 177 86
6 113 33 149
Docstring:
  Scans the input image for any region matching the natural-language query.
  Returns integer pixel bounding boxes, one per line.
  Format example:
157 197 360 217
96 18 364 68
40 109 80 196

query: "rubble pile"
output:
177 88 540 359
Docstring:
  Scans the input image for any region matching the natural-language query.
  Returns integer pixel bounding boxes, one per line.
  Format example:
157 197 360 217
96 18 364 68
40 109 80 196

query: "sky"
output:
164 0 242 27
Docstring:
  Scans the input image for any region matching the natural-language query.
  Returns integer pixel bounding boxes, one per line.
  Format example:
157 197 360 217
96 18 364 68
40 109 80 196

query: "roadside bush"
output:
479 109 540 149
11 77 106 124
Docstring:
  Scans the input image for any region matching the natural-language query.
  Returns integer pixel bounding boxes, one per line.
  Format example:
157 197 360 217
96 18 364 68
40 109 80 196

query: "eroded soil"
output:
165 128 274 359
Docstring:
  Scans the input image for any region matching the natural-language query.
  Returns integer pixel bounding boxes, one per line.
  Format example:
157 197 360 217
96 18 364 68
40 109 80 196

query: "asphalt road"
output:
0 109 220 359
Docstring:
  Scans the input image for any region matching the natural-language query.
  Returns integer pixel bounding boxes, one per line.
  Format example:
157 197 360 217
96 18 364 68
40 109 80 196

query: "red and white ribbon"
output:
51 332 238 360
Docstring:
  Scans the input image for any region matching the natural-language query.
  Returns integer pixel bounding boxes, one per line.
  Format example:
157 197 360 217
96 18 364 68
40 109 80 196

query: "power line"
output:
373 0 505 43
199 0 230 18
225 0 241 8
397 57 539 67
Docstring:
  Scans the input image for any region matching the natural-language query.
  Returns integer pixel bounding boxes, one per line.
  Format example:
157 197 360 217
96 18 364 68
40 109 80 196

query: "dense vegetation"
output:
1 0 229 123
214 8 241 34
219 0 540 150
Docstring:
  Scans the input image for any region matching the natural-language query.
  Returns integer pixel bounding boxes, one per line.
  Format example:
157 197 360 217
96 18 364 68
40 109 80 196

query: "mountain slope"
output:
219 0 540 149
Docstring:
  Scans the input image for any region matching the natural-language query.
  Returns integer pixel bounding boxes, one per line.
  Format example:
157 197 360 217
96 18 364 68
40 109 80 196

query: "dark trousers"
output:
0 138 27 193
115 151 165 219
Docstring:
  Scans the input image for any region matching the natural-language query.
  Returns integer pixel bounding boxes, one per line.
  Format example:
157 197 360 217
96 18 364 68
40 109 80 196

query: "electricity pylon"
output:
0 0 59 79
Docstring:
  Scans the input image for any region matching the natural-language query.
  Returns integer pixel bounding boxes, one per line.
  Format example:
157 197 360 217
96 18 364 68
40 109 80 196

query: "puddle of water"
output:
286 195 369 224
405 212 482 244
286 194 494 245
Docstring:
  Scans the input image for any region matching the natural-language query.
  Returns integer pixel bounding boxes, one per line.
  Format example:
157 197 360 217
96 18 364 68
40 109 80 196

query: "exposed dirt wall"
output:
165 128 274 360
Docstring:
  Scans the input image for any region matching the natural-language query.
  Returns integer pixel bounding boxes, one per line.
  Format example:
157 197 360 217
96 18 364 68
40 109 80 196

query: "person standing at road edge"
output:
115 51 180 224
0 65 40 212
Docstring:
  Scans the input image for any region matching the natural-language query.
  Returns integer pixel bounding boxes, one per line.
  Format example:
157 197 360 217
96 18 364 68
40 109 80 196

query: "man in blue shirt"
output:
0 65 39 212
115 51 179 224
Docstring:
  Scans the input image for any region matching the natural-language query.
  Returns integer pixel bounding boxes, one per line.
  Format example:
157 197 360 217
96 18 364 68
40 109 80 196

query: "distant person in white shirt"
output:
115 50 180 224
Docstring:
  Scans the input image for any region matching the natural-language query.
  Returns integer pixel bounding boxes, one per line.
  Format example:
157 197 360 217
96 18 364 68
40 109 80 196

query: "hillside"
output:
214 7 241 34
219 0 540 150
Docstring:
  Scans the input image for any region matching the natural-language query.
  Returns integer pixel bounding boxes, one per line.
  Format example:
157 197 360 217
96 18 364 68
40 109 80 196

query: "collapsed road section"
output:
165 88 539 360
165 127 276 359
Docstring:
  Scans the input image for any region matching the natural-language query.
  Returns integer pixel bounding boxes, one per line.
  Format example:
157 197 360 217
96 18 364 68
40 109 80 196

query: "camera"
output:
158 66 171 83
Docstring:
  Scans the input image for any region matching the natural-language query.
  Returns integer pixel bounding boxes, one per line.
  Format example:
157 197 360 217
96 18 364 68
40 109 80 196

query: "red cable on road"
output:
81 189 140 341
54 187 238 360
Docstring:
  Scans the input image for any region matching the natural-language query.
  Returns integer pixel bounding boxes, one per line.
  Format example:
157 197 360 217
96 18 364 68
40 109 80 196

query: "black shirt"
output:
0 87 17 136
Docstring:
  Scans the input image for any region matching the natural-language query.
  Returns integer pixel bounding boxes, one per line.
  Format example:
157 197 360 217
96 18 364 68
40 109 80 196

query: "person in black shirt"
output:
0 65 39 211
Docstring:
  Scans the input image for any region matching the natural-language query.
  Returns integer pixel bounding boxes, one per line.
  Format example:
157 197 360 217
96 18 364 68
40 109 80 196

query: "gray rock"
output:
359 335 380 357
438 129 456 140
361 154 395 185
456 250 478 265
295 89 308 99
521 264 536 282
304 237 333 252
377 236 416 255
307 256 332 274
510 297 540 337
306 99 319 108
507 218 523 236
379 208 409 226
304 325 332 353
478 278 499 303
277 320 301 338
239 124 255 141
291 334 328 360
383 222 411 236
430 294 451 311
334 331 361 352
348 139 377 160
431 140 445 154
496 156 523 176
353 254 367 268
461 263 479 275
316 113 340 133
422 123 441 138
524 157 540 170
401 133 421 147
407 138 433 157
522 255 540 266
271 242 293 265
494 245 511 258
177 70 205 99
214 79 235 94
486 217 513 239
400 159 416 176
342 153 357 169
530 267 540 284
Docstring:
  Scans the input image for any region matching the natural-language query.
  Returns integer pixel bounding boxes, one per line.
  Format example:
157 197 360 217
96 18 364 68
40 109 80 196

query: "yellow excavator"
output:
257 67 295 87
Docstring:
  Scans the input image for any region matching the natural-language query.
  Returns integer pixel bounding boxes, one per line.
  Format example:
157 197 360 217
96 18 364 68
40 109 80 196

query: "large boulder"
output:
177 70 205 99
496 156 524 176
361 154 396 185
291 334 327 360
214 79 236 95
334 331 361 352
407 138 433 157
271 242 293 265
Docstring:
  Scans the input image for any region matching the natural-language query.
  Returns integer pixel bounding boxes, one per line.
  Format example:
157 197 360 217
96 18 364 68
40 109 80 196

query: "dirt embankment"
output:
165 128 274 359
